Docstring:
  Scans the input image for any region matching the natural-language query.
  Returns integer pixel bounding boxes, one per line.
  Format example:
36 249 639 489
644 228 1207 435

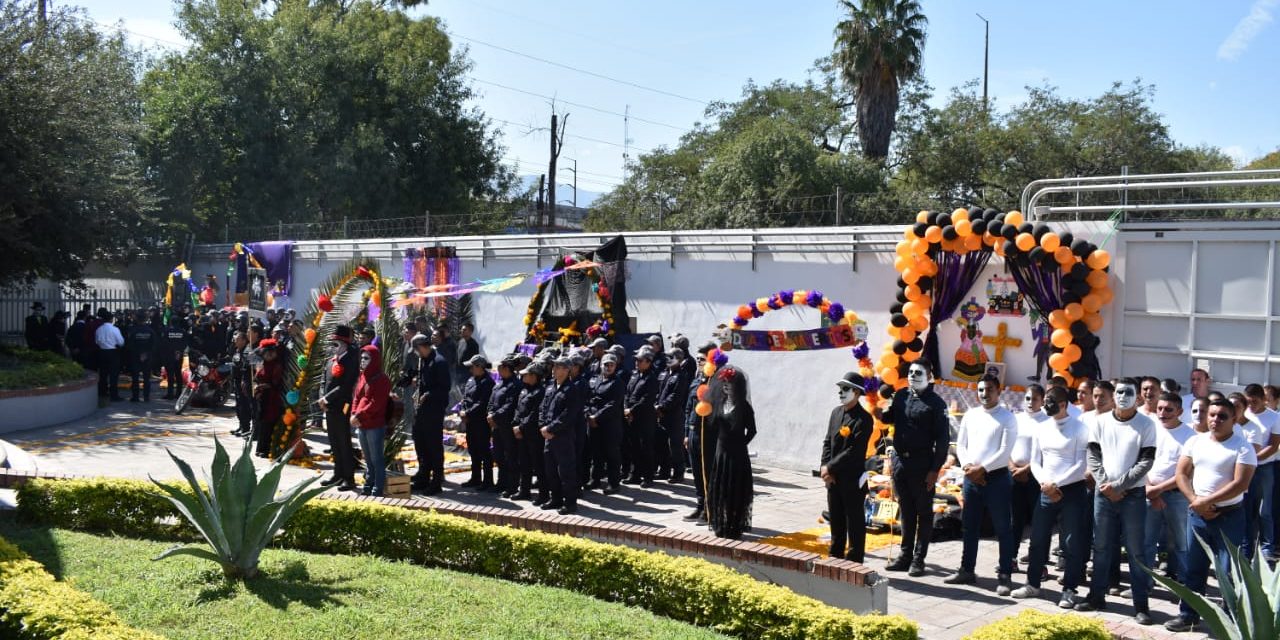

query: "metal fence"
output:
0 287 161 346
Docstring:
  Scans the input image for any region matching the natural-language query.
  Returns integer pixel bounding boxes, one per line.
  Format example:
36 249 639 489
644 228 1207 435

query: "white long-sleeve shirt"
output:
957 405 1016 472
1030 415 1089 487
1012 410 1051 466
94 322 125 350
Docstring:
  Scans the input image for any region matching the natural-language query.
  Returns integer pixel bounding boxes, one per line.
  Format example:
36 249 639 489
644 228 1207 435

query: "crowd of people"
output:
842 361 1279 633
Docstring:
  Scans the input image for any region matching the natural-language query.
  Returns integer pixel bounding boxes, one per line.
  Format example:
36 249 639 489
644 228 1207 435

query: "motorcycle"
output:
174 352 233 414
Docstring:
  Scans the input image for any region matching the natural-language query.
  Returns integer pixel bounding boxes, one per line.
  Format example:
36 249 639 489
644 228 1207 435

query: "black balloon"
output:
971 218 988 235
985 208 1000 219
926 211 940 226
1041 250 1059 269
907 337 924 352
893 340 908 355
1018 222 1034 235
1069 362 1087 377
1001 225 1018 241
942 225 959 241
988 221 1004 237
1070 280 1090 297
1029 247 1046 263
916 276 933 291
1071 239 1091 257
897 276 908 289
1059 232 1075 247
1070 263 1088 279
891 313 908 327
1070 321 1089 338
1062 291 1081 305
913 222 929 239
890 302 904 315
937 213 952 228
879 385 893 399
896 290 910 303
1002 239 1018 255
1033 223 1051 239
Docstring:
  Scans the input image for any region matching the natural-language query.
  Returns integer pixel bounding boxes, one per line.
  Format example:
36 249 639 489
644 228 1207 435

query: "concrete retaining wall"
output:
0 374 98 434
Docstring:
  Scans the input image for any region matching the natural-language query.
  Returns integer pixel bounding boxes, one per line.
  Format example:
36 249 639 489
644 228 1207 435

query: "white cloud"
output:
1217 0 1278 61
1222 145 1249 167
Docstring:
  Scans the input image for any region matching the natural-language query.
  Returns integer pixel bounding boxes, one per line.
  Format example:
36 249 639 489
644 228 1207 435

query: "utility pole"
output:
976 13 989 111
623 105 631 180
547 112 568 232
535 174 546 231
38 0 46 26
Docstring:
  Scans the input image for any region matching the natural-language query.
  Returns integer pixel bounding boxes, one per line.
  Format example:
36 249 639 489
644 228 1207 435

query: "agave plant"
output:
1149 536 1280 639
150 438 327 579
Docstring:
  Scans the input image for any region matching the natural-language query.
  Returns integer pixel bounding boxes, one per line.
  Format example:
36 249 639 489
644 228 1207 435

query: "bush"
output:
0 534 162 639
962 610 1110 640
0 347 84 390
17 477 917 640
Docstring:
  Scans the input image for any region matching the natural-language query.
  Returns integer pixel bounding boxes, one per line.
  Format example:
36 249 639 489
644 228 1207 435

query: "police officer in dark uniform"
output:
644 335 668 372
515 362 547 502
587 352 625 493
656 347 690 483
683 342 716 522
230 330 255 438
161 315 190 400
875 358 951 577
586 338 609 377
624 347 660 488
319 325 361 491
488 355 522 497
399 334 451 495
459 355 496 489
540 356 583 514
125 311 157 402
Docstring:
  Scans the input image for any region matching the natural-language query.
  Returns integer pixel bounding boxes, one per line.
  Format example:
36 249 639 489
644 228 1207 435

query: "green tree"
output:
142 0 514 240
833 0 927 161
0 2 156 287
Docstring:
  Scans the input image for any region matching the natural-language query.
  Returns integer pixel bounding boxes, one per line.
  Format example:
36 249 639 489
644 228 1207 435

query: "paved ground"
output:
2 399 1212 640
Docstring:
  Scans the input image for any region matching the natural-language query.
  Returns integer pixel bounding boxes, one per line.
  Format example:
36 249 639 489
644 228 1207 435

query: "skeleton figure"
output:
1113 382 1138 411
907 362 930 392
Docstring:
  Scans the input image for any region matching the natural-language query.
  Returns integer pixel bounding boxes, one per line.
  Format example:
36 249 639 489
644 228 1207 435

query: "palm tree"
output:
833 0 927 161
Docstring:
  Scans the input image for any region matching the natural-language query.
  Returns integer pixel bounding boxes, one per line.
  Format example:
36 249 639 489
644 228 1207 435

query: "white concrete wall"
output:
99 223 1115 471
0 375 98 434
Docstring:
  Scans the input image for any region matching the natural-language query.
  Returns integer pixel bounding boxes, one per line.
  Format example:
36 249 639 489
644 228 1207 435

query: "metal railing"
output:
0 288 160 344
1023 170 1280 222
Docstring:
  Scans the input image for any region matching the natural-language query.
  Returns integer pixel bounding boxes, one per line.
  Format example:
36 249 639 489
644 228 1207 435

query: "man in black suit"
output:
399 333 452 495
821 372 876 563
320 325 361 491
24 302 51 351
623 347 660 488
541 356 584 514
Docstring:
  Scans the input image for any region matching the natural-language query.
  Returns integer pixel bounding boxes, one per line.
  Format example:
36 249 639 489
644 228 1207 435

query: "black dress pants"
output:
891 458 937 564
327 408 355 483
829 481 870 563
413 408 445 488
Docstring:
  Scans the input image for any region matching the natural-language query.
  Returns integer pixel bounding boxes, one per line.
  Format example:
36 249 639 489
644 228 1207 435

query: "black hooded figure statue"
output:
704 364 756 539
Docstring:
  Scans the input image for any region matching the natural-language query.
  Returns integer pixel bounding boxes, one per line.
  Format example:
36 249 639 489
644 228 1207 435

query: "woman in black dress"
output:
705 365 756 539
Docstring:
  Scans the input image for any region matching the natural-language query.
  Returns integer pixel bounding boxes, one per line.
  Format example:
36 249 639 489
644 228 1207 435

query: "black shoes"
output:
320 476 344 487
668 473 683 484
602 484 621 495
540 501 564 511
1134 611 1154 626
460 478 482 488
338 483 358 492
1164 617 1196 632
944 571 977 585
640 480 655 488
907 562 926 577
682 507 704 522
557 505 578 515
885 557 913 572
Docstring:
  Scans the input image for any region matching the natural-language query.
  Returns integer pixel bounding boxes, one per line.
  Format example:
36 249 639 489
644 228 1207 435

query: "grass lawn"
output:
0 518 729 640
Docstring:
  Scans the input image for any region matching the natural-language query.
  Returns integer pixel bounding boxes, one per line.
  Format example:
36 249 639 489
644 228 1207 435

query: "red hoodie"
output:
352 344 391 429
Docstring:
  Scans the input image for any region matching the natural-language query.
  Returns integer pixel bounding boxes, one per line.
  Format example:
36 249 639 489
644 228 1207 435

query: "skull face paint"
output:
838 386 858 407
1113 383 1138 411
906 363 930 391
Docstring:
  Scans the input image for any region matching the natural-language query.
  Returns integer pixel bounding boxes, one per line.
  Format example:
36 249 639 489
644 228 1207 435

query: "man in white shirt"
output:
1242 384 1280 560
1082 379 1115 432
1076 377 1096 416
1141 392 1196 590
93 310 125 402
1010 384 1050 565
1075 378 1157 626
1164 399 1257 633
1138 376 1160 420
945 374 1018 595
1011 386 1091 608
1181 368 1211 418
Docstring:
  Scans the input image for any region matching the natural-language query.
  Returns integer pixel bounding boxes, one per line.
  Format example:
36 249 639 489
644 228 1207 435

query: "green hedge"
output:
0 348 85 390
0 534 162 639
962 609 1110 640
16 477 917 640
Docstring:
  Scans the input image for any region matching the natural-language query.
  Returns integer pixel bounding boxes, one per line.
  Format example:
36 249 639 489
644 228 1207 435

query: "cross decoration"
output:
982 321 1022 363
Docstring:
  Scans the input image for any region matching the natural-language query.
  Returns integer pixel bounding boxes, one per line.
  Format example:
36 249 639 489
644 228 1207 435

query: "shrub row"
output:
963 609 1111 640
0 348 85 390
17 477 916 640
0 534 162 640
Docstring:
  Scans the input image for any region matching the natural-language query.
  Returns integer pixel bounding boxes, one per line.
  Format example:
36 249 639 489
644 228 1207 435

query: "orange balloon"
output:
1082 293 1103 313
900 328 916 343
903 350 921 363
916 210 930 224
903 301 923 318
903 227 917 240
1084 312 1104 332
918 259 938 276
1015 233 1035 252
1065 302 1085 321
911 238 929 255
964 234 983 251
882 368 900 385
1051 328 1072 348
941 238 958 253
1063 344 1082 363
695 401 713 417
1098 287 1114 304
896 241 912 258
894 256 909 272
1048 352 1068 371
894 378 908 390
917 294 932 309
697 385 708 402
1086 249 1111 270
1049 310 1069 329
887 325 902 338
1040 232 1060 252
952 208 970 223
903 268 920 284
925 226 943 244
1005 211 1025 227
955 219 973 237
1087 269 1108 289
1054 246 1074 265
910 315 929 331
905 284 922 301
984 232 998 246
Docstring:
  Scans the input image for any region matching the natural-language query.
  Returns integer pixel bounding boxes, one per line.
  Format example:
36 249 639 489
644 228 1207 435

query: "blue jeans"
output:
1088 488 1149 611
357 426 386 495
1026 480 1089 590
1143 490 1189 587
961 467 1016 575
1245 463 1275 558
1179 505 1247 622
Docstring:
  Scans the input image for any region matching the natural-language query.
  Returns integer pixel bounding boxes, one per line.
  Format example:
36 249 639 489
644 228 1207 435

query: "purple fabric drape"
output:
243 241 295 294
923 248 994 373
1006 256 1102 380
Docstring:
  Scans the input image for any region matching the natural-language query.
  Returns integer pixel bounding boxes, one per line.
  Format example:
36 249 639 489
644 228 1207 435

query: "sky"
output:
71 0 1280 201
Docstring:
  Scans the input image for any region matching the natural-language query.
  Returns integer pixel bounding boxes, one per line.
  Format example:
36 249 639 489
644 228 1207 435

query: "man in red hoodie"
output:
352 344 392 496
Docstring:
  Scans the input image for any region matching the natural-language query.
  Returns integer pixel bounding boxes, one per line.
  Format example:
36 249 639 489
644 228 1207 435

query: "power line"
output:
471 78 690 132
446 29 711 106
491 118 654 154
91 20 189 49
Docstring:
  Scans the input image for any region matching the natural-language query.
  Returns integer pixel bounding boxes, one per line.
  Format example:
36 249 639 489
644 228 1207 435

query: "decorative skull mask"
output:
838 386 858 406
907 362 930 391
1114 382 1138 411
